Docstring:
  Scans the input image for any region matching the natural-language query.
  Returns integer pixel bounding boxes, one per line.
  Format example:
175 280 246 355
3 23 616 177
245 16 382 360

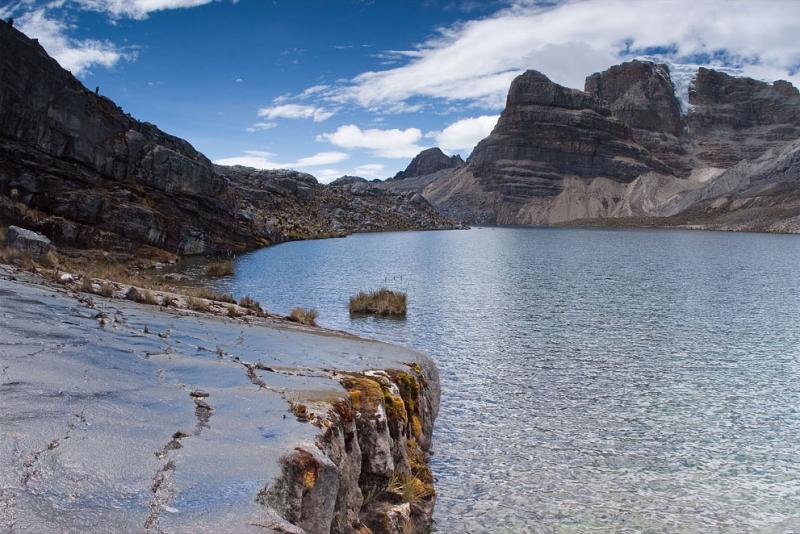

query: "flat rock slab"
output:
0 274 427 533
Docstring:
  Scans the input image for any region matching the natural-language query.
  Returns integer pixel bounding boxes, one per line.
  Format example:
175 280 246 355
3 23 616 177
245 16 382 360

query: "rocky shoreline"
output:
0 264 440 533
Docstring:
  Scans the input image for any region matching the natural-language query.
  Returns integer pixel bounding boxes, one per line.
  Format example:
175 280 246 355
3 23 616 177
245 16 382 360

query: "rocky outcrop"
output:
687 68 800 167
216 166 456 240
395 60 800 232
329 175 369 186
0 23 456 258
264 363 440 533
422 69 670 223
4 225 52 257
585 60 691 175
393 148 464 180
0 267 441 534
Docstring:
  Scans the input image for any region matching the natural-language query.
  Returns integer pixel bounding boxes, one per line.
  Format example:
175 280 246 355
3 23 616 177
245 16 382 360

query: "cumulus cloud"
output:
429 115 498 152
14 8 126 74
213 150 348 170
246 122 277 132
317 125 428 158
328 0 800 110
258 104 334 123
353 163 385 179
74 0 221 19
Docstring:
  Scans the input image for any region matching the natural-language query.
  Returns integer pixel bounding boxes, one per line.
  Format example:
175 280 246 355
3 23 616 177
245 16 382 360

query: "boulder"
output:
4 226 52 257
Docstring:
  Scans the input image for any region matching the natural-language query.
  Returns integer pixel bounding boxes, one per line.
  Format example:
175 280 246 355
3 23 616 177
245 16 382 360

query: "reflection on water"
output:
208 227 800 532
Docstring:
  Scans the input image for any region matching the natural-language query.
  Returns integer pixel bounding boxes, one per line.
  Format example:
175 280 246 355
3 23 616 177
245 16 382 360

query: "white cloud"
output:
293 151 349 167
354 163 385 179
430 115 498 152
74 0 221 20
213 150 348 170
246 122 277 132
317 124 428 158
14 8 126 74
258 104 334 123
328 0 800 110
315 169 343 183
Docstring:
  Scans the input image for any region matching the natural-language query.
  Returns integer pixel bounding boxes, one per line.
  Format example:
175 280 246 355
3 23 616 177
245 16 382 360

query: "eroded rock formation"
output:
0 23 456 258
403 60 800 232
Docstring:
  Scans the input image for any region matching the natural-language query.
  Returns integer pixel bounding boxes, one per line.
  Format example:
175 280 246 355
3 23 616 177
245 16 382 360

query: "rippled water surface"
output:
210 227 800 532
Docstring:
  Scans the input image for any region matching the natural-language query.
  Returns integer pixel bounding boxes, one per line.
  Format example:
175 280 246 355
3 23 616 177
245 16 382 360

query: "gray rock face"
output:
687 68 800 167
0 24 457 255
4 225 51 257
585 60 682 136
585 60 690 175
393 148 464 180
437 69 669 222
414 62 800 232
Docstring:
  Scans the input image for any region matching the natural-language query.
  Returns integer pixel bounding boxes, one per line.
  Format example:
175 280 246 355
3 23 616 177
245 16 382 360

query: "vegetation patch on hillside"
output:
349 288 407 317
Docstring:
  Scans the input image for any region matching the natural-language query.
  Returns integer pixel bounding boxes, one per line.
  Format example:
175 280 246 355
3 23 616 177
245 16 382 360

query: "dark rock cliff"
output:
0 23 456 257
405 60 800 232
687 68 800 167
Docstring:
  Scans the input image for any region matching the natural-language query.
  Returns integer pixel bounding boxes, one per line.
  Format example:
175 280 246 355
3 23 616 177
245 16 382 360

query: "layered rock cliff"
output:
405 59 800 232
0 22 456 258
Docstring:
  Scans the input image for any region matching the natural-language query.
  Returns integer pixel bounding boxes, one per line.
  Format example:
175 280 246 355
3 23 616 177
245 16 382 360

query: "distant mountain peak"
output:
393 147 464 180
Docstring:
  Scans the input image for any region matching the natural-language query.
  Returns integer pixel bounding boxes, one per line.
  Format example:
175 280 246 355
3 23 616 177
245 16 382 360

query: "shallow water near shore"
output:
208 226 800 532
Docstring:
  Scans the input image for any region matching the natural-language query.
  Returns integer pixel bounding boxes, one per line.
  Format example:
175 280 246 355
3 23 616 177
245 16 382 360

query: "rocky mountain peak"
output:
506 69 609 113
585 60 683 136
393 147 464 180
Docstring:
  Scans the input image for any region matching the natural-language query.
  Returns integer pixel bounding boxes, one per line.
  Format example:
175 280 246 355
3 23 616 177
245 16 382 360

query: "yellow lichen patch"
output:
341 375 384 412
303 469 317 490
406 439 433 484
388 370 420 414
382 390 408 425
411 415 423 439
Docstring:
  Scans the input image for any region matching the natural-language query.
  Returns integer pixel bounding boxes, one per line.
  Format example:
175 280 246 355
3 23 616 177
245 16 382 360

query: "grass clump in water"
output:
349 288 407 317
205 259 234 276
288 307 318 326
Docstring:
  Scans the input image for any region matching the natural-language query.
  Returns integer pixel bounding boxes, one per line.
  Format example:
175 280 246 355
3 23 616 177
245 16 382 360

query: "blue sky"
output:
3 0 800 182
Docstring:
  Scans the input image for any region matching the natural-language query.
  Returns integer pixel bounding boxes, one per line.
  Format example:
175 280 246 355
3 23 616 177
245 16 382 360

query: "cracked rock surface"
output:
0 271 439 533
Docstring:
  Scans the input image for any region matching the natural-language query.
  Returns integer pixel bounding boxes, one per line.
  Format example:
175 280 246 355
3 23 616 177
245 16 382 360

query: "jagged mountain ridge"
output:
0 23 455 256
394 60 800 232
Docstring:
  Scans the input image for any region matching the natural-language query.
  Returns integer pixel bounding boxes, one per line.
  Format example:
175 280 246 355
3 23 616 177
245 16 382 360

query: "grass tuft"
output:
187 287 236 303
205 259 234 277
126 287 160 305
288 307 318 326
239 295 263 314
186 296 210 312
349 288 407 317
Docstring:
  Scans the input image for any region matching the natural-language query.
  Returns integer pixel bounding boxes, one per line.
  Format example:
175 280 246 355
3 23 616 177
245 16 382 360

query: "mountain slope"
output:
403 60 800 233
0 23 455 257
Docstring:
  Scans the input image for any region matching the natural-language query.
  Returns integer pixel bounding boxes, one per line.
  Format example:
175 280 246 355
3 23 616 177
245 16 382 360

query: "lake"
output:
208 226 800 532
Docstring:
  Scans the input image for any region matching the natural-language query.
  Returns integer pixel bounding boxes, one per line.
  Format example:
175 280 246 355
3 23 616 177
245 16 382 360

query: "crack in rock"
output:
20 412 87 491
144 391 215 532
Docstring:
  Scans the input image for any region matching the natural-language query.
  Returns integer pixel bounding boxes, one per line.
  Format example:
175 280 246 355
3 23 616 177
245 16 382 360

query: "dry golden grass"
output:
387 472 435 503
186 296 210 312
205 259 234 276
0 247 36 271
126 287 160 305
288 307 318 326
186 287 236 304
0 226 6 243
348 288 407 317
99 281 115 298
239 295 263 313
80 275 94 293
